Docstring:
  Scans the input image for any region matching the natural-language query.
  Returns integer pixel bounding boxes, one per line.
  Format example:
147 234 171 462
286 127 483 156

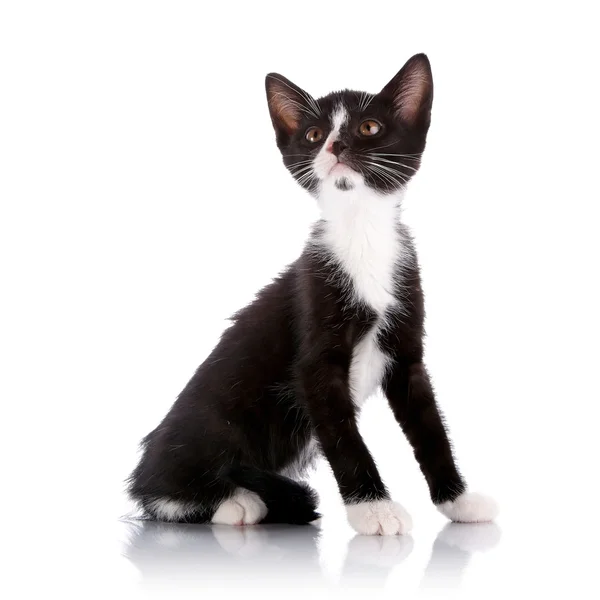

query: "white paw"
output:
437 492 499 523
211 489 268 525
346 500 413 536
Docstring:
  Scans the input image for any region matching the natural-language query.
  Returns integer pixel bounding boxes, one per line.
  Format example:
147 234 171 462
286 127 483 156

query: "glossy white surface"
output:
112 473 597 597
14 490 594 598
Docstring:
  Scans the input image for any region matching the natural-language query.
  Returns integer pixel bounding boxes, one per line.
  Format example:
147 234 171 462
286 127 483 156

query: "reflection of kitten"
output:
129 54 497 534
340 535 414 589
419 523 502 591
123 522 323 588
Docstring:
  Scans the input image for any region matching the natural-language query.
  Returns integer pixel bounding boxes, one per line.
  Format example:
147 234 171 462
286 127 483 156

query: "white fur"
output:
147 498 196 521
346 500 413 536
313 105 351 182
211 488 268 526
349 323 391 409
331 105 348 132
309 102 415 522
313 177 407 410
436 492 499 523
311 101 410 318
317 183 405 316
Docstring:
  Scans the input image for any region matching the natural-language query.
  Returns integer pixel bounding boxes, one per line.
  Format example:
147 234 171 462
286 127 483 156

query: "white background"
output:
1 1 599 598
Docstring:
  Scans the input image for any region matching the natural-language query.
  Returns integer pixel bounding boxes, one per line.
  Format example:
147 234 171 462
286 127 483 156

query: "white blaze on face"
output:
312 104 359 185
330 106 348 140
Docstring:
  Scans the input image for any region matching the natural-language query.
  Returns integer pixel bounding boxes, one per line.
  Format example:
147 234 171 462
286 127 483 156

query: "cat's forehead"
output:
313 90 384 123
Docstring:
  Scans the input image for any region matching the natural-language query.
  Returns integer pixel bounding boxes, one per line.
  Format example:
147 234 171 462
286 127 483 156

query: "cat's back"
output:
177 265 299 409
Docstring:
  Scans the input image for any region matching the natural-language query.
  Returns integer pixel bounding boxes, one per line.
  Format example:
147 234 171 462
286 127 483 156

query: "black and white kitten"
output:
129 54 498 535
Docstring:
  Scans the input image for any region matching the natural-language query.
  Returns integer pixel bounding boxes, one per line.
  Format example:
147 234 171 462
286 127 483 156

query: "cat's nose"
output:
330 140 348 156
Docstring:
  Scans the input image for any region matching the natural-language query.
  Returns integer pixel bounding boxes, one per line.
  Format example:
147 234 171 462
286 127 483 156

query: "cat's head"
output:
266 54 433 197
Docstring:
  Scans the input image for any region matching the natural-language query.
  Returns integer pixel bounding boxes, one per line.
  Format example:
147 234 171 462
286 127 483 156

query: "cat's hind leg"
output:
211 488 268 526
130 445 237 523
226 465 320 525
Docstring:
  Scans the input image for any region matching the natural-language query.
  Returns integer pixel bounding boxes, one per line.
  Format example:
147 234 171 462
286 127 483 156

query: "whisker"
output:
369 157 419 172
290 165 314 177
288 160 315 167
361 93 375 112
365 162 401 187
365 160 403 175
366 166 391 187
363 140 401 152
288 162 315 171
298 173 316 185
397 162 419 173
356 91 365 112
369 152 422 159
365 161 409 187
297 171 318 189
372 169 402 189
357 92 375 112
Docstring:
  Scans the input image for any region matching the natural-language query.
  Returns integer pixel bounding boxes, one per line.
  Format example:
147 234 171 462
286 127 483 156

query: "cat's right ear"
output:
265 73 317 144
380 53 433 131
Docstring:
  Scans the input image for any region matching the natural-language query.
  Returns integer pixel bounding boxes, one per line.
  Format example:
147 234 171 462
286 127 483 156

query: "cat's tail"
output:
225 465 320 525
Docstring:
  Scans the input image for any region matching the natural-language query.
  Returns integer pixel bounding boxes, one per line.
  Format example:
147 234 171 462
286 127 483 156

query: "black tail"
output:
226 465 320 525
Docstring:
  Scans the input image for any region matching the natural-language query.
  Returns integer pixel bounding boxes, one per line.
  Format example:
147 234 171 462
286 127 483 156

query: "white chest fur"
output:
348 326 391 409
316 182 406 408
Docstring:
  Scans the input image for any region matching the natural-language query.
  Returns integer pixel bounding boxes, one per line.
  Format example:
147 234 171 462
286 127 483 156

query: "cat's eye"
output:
305 127 323 143
359 120 382 137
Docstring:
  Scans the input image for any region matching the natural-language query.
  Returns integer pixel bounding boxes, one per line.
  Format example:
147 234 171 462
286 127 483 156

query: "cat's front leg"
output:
383 360 498 523
298 348 412 535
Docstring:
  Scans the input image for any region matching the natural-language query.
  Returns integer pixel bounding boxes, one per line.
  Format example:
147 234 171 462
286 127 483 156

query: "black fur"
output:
335 176 353 191
266 54 433 196
128 53 466 525
227 465 319 524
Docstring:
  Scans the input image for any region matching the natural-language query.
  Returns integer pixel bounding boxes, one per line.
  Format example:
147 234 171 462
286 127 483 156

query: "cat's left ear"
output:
380 53 433 130
265 73 318 144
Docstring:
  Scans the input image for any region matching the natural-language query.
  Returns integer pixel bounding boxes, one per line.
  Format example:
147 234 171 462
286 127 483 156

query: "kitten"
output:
128 53 498 534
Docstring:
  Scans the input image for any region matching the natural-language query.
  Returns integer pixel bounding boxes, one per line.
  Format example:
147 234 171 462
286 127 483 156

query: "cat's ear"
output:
265 73 317 143
380 54 433 129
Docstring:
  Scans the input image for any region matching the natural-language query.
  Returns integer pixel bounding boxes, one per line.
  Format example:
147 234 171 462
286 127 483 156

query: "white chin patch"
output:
436 492 499 523
346 500 413 536
211 488 268 526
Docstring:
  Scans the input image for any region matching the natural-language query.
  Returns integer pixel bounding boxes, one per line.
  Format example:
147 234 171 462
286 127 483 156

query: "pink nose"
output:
328 140 347 157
